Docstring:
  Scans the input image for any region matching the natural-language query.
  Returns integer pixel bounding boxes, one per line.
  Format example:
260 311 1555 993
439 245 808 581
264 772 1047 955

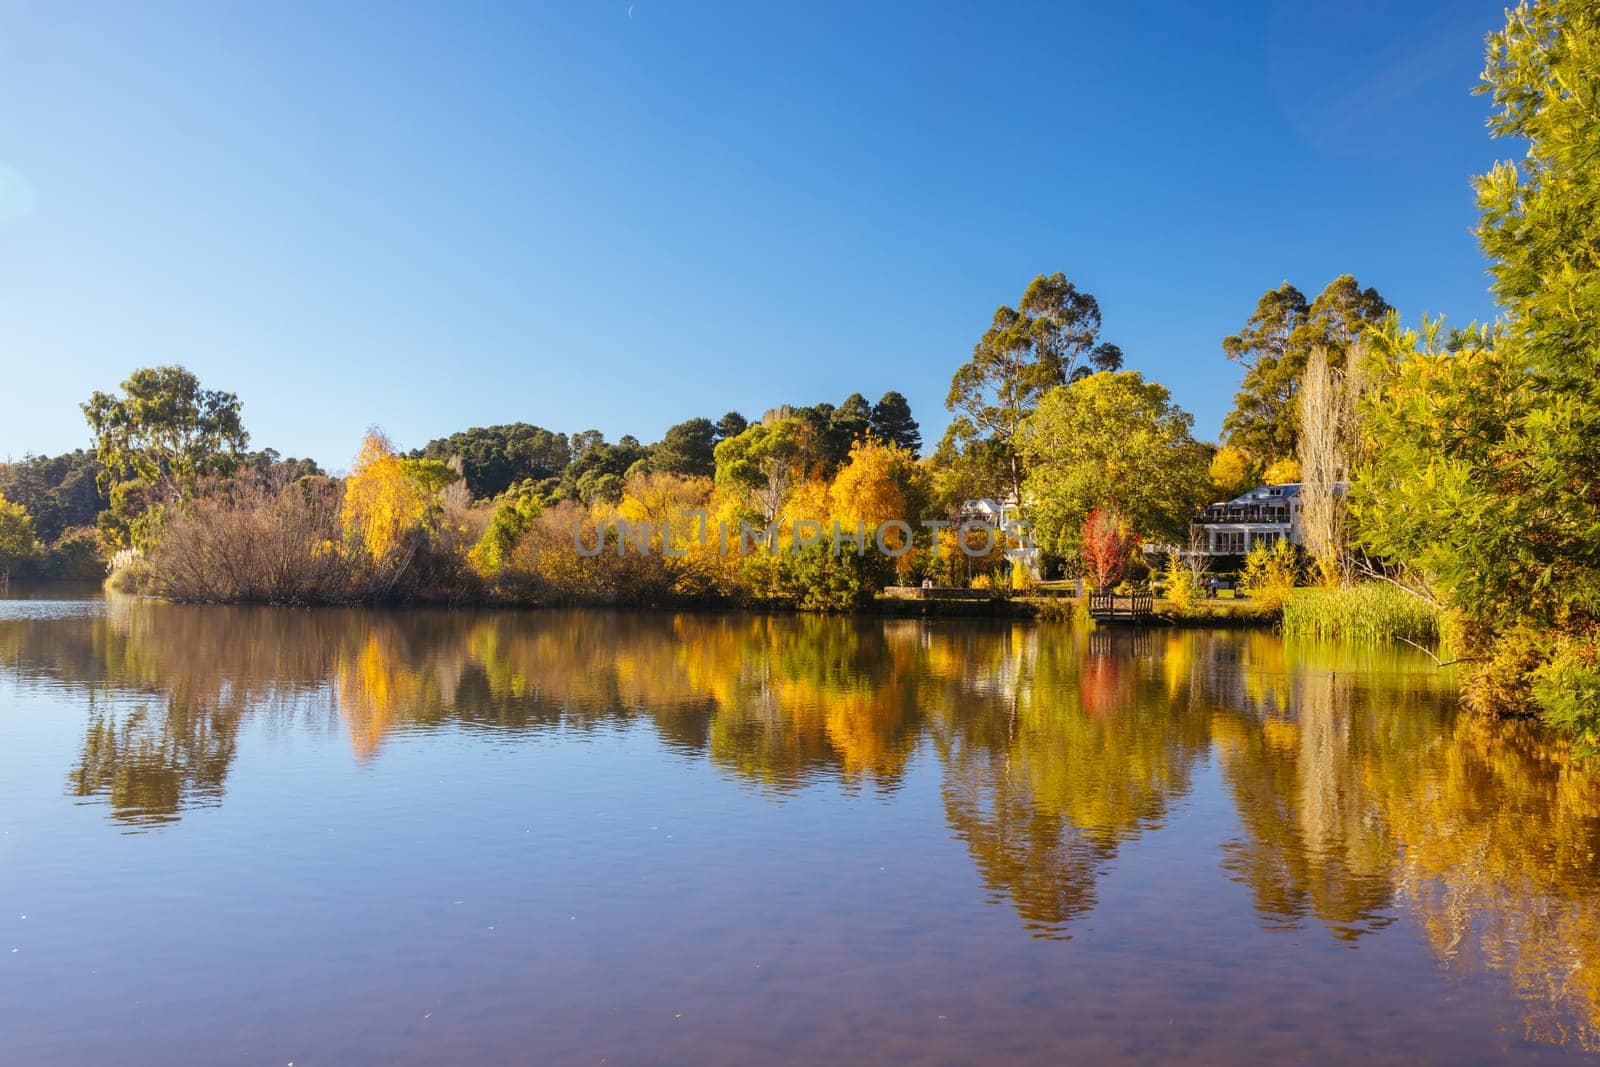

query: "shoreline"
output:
21 577 1282 629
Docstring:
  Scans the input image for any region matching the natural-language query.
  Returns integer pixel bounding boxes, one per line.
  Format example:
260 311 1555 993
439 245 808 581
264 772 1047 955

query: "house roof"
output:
1215 482 1303 508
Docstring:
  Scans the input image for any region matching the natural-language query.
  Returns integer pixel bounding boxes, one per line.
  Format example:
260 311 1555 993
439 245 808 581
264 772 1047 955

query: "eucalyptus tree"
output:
946 272 1123 502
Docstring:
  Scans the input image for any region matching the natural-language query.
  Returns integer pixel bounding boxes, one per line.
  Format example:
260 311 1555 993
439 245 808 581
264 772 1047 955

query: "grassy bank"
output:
1280 583 1441 645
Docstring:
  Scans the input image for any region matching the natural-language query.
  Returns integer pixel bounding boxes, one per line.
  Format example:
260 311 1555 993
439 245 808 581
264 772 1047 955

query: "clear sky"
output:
1 0 1512 469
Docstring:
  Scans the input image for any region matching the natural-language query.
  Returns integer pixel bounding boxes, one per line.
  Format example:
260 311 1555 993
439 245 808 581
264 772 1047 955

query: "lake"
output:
2 587 1598 1064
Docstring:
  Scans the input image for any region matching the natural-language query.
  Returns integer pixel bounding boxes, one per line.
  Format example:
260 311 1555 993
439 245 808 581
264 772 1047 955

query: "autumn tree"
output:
1350 0 1600 739
0 493 38 579
828 439 923 553
1209 444 1255 500
946 273 1124 501
1017 371 1211 562
1239 538 1300 610
1082 506 1138 589
1222 277 1388 464
341 430 457 585
1262 457 1302 484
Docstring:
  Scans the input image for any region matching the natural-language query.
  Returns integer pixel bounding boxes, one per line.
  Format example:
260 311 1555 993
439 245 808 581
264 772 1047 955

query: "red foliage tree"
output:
1082 505 1139 589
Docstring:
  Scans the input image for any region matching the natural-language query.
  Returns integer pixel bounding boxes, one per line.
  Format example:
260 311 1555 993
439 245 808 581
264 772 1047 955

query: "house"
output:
1189 482 1341 558
957 496 1040 578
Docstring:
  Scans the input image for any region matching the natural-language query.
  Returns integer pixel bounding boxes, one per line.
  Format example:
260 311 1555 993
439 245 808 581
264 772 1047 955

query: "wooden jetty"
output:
1087 590 1154 623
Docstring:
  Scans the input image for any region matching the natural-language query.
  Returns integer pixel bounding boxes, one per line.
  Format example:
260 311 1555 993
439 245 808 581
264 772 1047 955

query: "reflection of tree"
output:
12 601 1600 1048
942 743 1114 936
71 701 238 826
932 627 1212 937
2 602 339 827
1384 717 1600 1050
1208 638 1448 941
1212 638 1600 1048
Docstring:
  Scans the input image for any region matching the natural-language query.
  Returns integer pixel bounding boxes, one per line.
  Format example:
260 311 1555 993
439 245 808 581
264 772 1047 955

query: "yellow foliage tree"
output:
829 439 909 526
1209 445 1254 499
340 430 434 568
828 439 913 554
1262 457 1302 484
0 492 38 577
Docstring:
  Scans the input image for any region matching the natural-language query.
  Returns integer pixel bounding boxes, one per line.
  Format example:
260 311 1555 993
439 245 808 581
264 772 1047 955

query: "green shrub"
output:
1532 638 1600 750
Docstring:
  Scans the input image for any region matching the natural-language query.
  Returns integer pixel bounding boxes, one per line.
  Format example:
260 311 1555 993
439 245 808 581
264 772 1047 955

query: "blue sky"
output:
1 0 1511 468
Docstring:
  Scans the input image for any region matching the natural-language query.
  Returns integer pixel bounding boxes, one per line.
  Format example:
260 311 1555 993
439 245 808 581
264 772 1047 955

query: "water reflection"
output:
4 601 1600 1048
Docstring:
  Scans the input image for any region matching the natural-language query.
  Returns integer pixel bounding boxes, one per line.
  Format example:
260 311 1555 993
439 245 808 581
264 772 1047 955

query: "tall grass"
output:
1280 582 1441 644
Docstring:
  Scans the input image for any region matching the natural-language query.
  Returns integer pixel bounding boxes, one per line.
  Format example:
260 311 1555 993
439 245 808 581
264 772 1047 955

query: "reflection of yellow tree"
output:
335 629 429 762
1383 717 1600 1050
14 598 1600 1049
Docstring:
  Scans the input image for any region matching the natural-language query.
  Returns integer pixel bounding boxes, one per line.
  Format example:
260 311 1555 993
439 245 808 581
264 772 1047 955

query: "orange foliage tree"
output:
1082 505 1139 589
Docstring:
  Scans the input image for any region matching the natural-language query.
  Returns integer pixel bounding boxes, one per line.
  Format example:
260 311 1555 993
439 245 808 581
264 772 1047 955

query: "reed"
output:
1280 582 1441 644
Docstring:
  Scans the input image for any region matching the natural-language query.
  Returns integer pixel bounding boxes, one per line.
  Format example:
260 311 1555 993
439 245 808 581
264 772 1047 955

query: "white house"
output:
958 496 1041 577
1190 482 1338 557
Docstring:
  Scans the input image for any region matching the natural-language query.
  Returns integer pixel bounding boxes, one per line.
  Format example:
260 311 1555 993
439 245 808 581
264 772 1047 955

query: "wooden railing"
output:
1087 590 1153 621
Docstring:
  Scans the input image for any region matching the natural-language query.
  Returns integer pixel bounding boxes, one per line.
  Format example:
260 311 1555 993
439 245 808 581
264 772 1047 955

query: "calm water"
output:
2 588 1599 1064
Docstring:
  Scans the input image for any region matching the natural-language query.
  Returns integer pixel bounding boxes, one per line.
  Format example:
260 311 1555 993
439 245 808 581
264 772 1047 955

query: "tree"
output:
713 418 805 522
1298 344 1368 585
0 450 109 543
1017 371 1211 562
829 393 874 453
946 273 1123 501
869 391 921 453
559 434 646 502
650 417 718 478
469 482 546 576
414 423 569 498
0 493 38 579
340 430 450 580
828 438 914 537
1209 444 1255 500
1239 539 1299 610
714 411 748 441
1082 506 1138 589
1222 277 1388 463
1262 457 1302 484
1351 0 1600 738
82 365 248 493
1163 551 1205 613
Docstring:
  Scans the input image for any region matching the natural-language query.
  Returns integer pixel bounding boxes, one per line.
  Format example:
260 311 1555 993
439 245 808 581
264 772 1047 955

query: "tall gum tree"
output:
1222 276 1388 464
945 273 1123 503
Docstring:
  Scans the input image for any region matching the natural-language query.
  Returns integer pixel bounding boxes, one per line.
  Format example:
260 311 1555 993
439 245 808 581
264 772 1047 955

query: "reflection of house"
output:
1191 483 1341 557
